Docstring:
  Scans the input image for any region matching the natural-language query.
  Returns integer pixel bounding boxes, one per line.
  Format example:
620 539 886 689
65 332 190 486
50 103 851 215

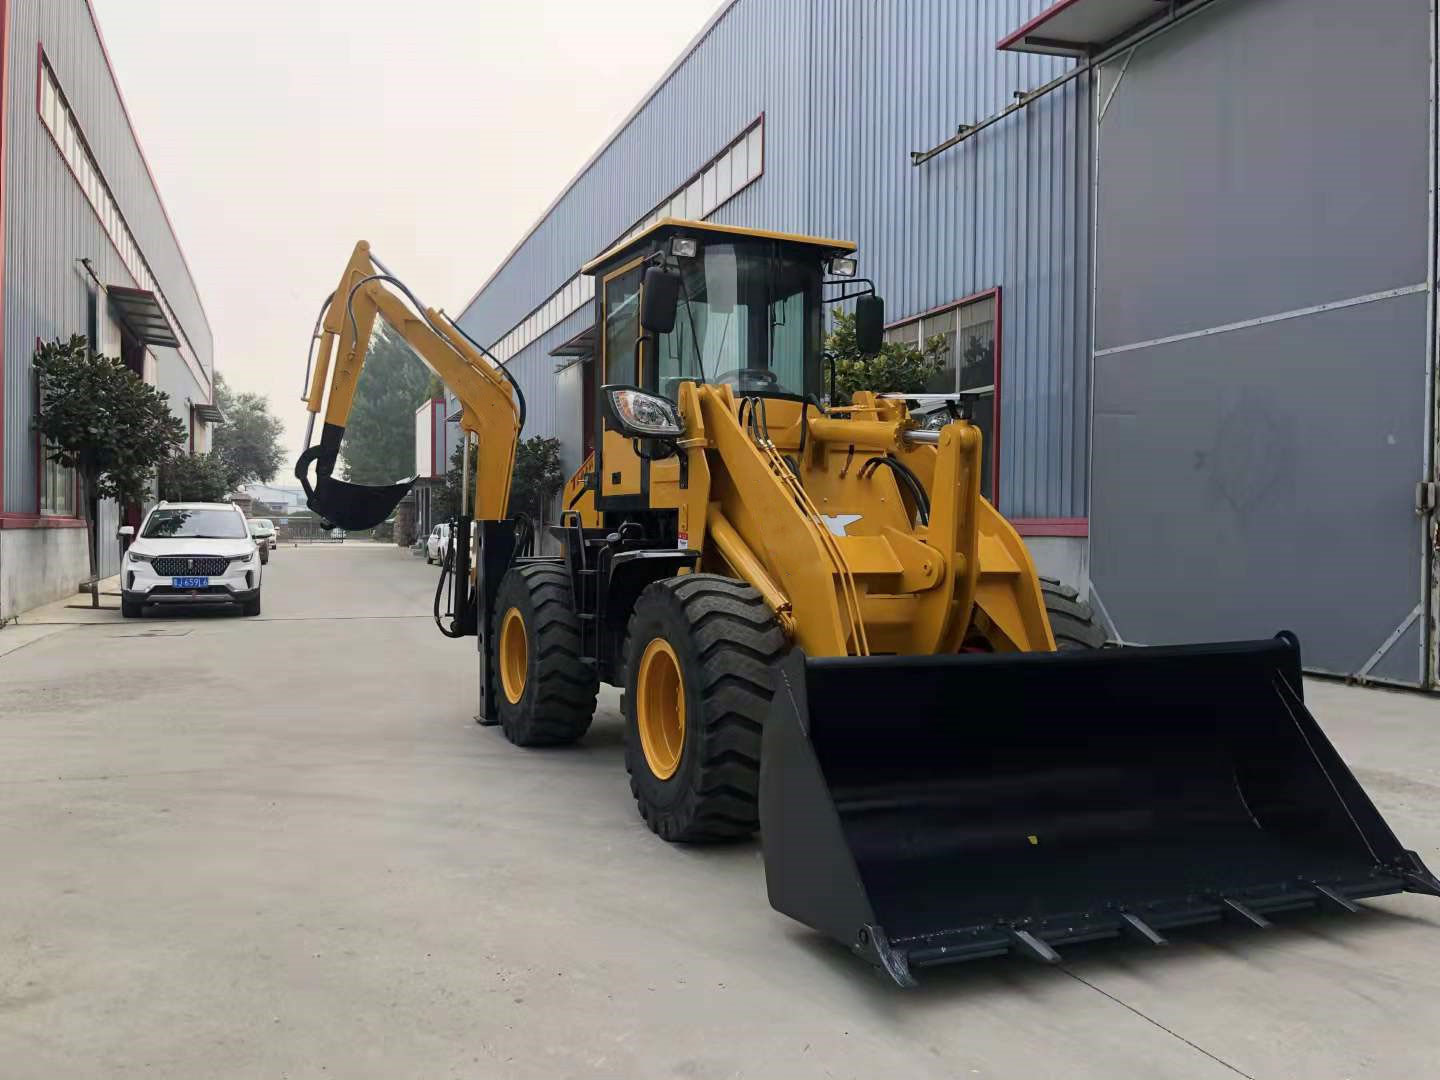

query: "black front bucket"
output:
760 636 1438 986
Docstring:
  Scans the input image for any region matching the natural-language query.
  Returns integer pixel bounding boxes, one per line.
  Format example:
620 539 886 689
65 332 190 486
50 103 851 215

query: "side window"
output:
603 266 643 386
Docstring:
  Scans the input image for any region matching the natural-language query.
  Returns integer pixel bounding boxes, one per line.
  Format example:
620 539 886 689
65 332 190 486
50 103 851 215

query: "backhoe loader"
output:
295 221 1437 985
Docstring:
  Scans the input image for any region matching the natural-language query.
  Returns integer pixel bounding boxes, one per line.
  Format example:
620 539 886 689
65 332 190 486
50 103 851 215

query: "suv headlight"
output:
234 550 254 563
127 550 152 563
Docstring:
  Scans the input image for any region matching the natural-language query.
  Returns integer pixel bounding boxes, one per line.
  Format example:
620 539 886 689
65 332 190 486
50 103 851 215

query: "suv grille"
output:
152 555 230 577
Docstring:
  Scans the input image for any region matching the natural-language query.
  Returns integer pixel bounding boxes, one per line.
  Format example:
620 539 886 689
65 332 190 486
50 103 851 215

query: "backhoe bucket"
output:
295 429 415 531
305 474 416 532
761 636 1438 986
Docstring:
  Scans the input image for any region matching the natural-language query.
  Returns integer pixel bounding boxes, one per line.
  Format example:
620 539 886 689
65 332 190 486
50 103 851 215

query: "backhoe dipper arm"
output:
294 241 522 529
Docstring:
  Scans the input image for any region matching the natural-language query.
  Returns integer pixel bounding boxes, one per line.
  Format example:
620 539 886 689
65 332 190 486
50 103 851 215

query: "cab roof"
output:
581 218 857 276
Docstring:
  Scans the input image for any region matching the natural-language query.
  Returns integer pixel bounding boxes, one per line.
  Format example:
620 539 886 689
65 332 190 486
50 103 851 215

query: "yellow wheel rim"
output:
636 637 686 780
499 606 528 705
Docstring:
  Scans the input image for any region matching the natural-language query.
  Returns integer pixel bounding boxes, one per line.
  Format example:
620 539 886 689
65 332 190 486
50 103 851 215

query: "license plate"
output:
173 576 209 589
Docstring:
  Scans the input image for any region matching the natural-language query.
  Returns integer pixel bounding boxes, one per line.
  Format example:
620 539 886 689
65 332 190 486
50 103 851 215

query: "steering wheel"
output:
714 367 780 391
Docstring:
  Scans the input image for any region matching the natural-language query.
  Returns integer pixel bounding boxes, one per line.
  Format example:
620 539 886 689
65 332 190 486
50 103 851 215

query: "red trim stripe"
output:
996 0 1087 52
1013 517 1088 537
0 513 87 529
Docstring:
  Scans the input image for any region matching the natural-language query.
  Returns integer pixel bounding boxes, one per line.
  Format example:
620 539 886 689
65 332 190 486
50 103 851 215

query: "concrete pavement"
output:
1 542 1436 1078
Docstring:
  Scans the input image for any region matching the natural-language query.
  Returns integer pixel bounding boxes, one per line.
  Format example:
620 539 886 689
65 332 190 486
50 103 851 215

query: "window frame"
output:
885 287 1003 505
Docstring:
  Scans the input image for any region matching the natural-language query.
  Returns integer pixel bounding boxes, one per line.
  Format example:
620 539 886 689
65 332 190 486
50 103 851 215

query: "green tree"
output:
437 435 563 524
509 436 564 522
826 309 949 405
33 334 186 586
156 451 234 502
212 372 285 489
340 323 435 485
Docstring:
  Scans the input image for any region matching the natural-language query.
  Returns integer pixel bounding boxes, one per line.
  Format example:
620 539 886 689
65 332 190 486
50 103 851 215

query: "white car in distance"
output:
119 502 263 618
248 518 276 563
425 522 452 565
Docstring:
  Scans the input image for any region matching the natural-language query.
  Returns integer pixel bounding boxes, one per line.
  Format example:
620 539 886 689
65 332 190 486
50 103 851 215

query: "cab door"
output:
595 257 649 510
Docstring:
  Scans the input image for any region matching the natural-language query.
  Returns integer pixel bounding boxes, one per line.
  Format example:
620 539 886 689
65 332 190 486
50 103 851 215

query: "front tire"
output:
121 597 142 619
491 563 598 747
1041 578 1106 650
624 574 786 843
241 594 262 617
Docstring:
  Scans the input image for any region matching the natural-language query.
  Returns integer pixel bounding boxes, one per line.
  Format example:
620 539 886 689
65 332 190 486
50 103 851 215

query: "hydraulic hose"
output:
860 454 931 525
342 271 528 434
433 541 465 638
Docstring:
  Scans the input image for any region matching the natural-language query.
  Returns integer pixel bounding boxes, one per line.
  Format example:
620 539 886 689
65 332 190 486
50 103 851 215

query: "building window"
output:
37 53 201 385
488 117 765 365
40 450 77 517
885 290 1000 501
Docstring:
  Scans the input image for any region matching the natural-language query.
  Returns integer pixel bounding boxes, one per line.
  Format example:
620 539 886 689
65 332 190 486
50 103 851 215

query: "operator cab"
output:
584 219 863 404
581 219 883 511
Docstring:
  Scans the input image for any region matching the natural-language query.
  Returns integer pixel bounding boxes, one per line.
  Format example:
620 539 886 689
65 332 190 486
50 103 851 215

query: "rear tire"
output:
242 594 262 617
121 598 142 619
491 563 598 747
624 574 786 843
1041 578 1106 650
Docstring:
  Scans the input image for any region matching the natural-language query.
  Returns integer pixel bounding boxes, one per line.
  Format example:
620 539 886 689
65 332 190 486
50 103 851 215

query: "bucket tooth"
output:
1009 929 1062 964
1221 897 1272 929
1119 911 1168 946
1308 882 1359 913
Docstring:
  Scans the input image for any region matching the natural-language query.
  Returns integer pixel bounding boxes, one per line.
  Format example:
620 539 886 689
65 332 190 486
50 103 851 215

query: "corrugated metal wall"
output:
4 0 214 513
457 0 1089 519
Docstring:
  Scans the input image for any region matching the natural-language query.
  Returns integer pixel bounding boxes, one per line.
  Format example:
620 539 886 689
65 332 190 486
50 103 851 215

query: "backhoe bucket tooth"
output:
307 474 416 532
760 637 1438 986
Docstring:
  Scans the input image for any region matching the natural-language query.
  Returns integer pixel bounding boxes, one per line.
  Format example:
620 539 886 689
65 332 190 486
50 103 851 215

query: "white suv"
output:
119 502 263 618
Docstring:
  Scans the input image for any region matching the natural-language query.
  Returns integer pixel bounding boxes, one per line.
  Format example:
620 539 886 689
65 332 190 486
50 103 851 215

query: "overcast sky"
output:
91 0 718 468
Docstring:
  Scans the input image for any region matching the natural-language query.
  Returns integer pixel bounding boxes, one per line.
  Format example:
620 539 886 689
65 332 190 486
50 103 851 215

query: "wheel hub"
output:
636 637 685 780
499 606 528 704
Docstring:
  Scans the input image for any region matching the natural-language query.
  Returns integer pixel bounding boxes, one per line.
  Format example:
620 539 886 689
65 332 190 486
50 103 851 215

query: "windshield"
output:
655 241 822 400
143 509 247 540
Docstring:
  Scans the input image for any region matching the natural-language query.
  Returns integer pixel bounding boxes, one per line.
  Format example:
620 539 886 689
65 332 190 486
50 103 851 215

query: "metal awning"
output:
551 325 595 359
192 402 224 424
998 0 1202 56
107 285 180 347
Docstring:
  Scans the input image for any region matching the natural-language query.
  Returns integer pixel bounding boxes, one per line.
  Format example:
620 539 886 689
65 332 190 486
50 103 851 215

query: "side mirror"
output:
854 295 886 355
603 385 684 439
117 525 135 539
641 266 681 334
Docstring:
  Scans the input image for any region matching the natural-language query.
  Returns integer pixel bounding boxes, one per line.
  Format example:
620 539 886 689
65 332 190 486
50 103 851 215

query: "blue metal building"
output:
456 0 1440 688
0 0 215 618
456 0 1090 579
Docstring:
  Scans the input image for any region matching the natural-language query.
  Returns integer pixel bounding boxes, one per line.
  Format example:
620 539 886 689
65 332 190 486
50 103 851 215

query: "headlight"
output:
127 550 152 563
607 388 684 438
827 256 858 278
234 551 254 563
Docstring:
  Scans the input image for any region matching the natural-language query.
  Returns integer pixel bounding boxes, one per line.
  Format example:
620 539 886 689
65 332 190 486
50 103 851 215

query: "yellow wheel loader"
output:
295 221 1437 986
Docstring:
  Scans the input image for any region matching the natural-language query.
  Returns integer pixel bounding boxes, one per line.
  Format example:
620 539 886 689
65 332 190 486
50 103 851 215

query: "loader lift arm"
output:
294 240 524 531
